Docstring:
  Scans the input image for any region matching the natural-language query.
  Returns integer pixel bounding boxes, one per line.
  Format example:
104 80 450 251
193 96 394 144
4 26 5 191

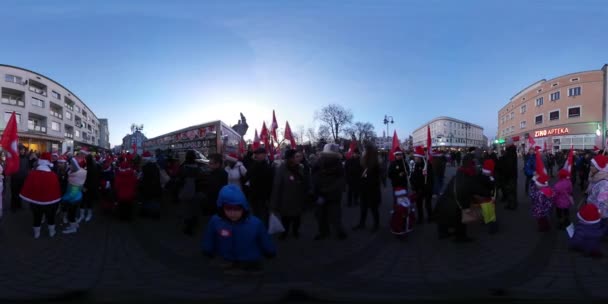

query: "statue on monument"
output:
232 113 249 137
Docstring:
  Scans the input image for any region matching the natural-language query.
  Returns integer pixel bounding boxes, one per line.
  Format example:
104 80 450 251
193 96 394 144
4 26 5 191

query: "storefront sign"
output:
534 128 569 138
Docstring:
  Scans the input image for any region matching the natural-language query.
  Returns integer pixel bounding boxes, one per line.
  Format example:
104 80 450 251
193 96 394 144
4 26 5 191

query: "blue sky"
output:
1 0 607 146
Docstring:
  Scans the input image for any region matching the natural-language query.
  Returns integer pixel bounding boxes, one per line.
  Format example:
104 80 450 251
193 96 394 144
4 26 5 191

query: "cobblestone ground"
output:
1 161 607 302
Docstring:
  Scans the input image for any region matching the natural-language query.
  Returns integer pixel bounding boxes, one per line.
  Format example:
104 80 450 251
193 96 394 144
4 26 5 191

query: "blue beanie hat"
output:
216 184 249 210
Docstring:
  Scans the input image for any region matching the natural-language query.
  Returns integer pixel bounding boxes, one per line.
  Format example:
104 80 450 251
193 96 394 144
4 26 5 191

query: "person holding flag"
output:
410 146 434 224
0 112 30 214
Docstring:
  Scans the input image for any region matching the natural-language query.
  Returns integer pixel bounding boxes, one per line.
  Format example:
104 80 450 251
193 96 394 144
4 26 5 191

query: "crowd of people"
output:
2 141 608 274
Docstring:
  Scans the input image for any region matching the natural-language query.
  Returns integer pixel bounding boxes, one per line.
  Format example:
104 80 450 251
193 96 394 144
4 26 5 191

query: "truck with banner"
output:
143 120 241 160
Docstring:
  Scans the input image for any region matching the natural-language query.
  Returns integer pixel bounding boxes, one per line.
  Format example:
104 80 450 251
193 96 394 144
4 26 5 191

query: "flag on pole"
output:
252 129 260 150
284 121 296 149
528 135 536 149
0 111 20 176
346 139 358 160
388 130 400 162
426 125 433 162
271 110 279 141
261 122 271 158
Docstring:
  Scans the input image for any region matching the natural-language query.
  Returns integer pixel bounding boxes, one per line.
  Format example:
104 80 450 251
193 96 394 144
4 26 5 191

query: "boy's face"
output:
223 205 244 221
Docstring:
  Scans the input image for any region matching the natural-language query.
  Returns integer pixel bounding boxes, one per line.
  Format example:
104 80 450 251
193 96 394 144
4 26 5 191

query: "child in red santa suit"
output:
19 152 62 239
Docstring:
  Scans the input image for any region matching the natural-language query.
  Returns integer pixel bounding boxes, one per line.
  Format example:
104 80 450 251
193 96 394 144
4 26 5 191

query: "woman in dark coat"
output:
352 145 384 232
270 149 309 240
435 159 488 243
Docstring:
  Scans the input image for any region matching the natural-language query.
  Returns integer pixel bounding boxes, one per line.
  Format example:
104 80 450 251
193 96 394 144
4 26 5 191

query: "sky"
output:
1 0 608 146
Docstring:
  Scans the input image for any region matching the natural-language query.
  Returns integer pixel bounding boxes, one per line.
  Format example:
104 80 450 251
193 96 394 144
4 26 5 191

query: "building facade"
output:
0 64 108 153
412 116 485 149
98 118 110 150
122 131 147 154
497 65 608 151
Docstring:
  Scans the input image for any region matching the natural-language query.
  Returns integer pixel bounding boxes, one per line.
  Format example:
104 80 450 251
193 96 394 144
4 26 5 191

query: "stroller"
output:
390 187 416 236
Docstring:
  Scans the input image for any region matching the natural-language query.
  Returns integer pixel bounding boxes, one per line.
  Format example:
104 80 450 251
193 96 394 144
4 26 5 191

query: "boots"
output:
33 227 41 239
49 225 56 238
76 209 85 223
85 209 93 222
63 222 78 234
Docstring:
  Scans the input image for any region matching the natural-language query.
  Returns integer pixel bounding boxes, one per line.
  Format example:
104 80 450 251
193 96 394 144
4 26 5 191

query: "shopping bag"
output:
268 213 285 234
480 201 496 224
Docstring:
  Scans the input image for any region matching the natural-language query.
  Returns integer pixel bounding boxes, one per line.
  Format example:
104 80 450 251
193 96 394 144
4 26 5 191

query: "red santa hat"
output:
225 152 239 162
578 204 601 224
591 154 608 172
558 169 570 179
40 152 52 161
533 150 549 187
482 159 495 176
413 146 425 158
393 147 403 155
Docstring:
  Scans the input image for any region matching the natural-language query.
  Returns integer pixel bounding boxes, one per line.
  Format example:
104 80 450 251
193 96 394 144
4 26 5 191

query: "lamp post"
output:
462 123 471 148
383 115 394 147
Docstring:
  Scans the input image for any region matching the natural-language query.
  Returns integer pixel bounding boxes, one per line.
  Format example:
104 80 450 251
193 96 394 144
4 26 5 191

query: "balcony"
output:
1 88 25 107
28 80 47 97
29 125 47 133
64 132 74 139
50 110 63 119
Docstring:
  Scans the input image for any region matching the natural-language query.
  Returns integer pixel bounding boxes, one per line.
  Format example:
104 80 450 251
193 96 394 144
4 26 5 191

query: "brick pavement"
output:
0 161 607 302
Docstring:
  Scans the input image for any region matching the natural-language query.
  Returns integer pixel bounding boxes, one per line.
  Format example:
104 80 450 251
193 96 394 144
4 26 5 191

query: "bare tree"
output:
296 125 306 143
315 104 353 142
344 121 376 143
318 125 331 141
306 127 318 143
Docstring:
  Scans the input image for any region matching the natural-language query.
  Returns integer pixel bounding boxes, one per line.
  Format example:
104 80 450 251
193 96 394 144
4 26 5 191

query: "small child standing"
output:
553 169 574 229
202 184 276 274
569 204 607 258
529 150 553 232
480 159 498 234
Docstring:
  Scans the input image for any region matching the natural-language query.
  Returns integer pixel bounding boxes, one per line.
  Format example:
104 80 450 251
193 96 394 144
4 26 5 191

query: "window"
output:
28 84 46 96
550 91 560 101
75 105 80 113
537 88 542 93
549 110 560 121
51 91 60 99
570 77 579 82
5 74 22 84
31 97 45 108
568 106 581 118
1 93 25 107
520 104 526 114
28 119 46 132
536 97 543 106
520 121 526 129
510 112 514 120
51 121 61 131
568 87 581 96
4 112 21 123
535 114 543 124
75 130 80 138
65 111 72 120
552 83 558 87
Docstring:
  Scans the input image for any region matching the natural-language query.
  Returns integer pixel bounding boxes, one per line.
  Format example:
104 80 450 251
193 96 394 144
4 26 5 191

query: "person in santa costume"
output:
569 203 607 258
479 159 498 234
553 169 574 229
585 154 608 224
19 152 62 239
114 161 138 221
528 150 554 232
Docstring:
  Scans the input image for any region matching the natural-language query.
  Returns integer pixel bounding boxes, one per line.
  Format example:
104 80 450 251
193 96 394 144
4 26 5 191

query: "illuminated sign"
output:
534 128 569 138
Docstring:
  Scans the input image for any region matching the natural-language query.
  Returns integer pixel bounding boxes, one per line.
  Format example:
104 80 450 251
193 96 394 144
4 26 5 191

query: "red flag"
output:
528 135 536 147
284 121 296 149
260 122 270 155
271 110 278 141
563 145 574 173
388 130 400 162
1 111 20 175
346 140 357 160
426 125 433 162
252 129 260 150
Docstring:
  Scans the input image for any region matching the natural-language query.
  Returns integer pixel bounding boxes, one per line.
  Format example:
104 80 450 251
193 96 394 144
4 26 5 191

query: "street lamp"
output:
383 115 394 144
462 123 471 148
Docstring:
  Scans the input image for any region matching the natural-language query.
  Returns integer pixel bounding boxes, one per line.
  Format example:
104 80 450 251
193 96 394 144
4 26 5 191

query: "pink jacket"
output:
553 178 573 209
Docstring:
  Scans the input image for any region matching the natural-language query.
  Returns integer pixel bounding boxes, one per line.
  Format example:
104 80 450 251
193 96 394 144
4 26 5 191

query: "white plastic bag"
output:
268 213 285 234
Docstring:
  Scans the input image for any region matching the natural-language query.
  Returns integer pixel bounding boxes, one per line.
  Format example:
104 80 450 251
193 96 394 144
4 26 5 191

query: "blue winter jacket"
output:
524 154 536 177
202 185 276 261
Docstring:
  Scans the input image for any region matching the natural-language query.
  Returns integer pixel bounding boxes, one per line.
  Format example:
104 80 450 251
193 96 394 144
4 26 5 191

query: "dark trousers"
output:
433 176 445 195
67 203 78 222
250 198 269 227
525 176 532 194
118 201 134 221
347 183 360 206
503 179 518 209
358 191 379 228
11 179 24 211
82 190 99 209
30 203 58 226
556 208 570 227
281 216 301 234
315 201 345 236
416 191 433 221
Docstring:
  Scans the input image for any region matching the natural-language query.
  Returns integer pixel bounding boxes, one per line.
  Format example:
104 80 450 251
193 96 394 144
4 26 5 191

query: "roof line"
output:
413 116 484 133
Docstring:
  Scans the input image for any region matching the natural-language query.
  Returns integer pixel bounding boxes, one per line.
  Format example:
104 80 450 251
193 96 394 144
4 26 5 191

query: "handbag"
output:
453 177 482 224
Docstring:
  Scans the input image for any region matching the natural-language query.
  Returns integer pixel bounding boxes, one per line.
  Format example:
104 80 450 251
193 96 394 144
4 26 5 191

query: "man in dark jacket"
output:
245 148 273 225
498 145 519 210
203 153 228 216
344 148 363 207
388 150 409 190
10 144 31 212
411 148 434 224
431 150 447 196
312 144 347 240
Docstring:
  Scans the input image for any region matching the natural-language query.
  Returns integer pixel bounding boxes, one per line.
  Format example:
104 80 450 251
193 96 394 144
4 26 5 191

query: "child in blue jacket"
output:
202 184 276 274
